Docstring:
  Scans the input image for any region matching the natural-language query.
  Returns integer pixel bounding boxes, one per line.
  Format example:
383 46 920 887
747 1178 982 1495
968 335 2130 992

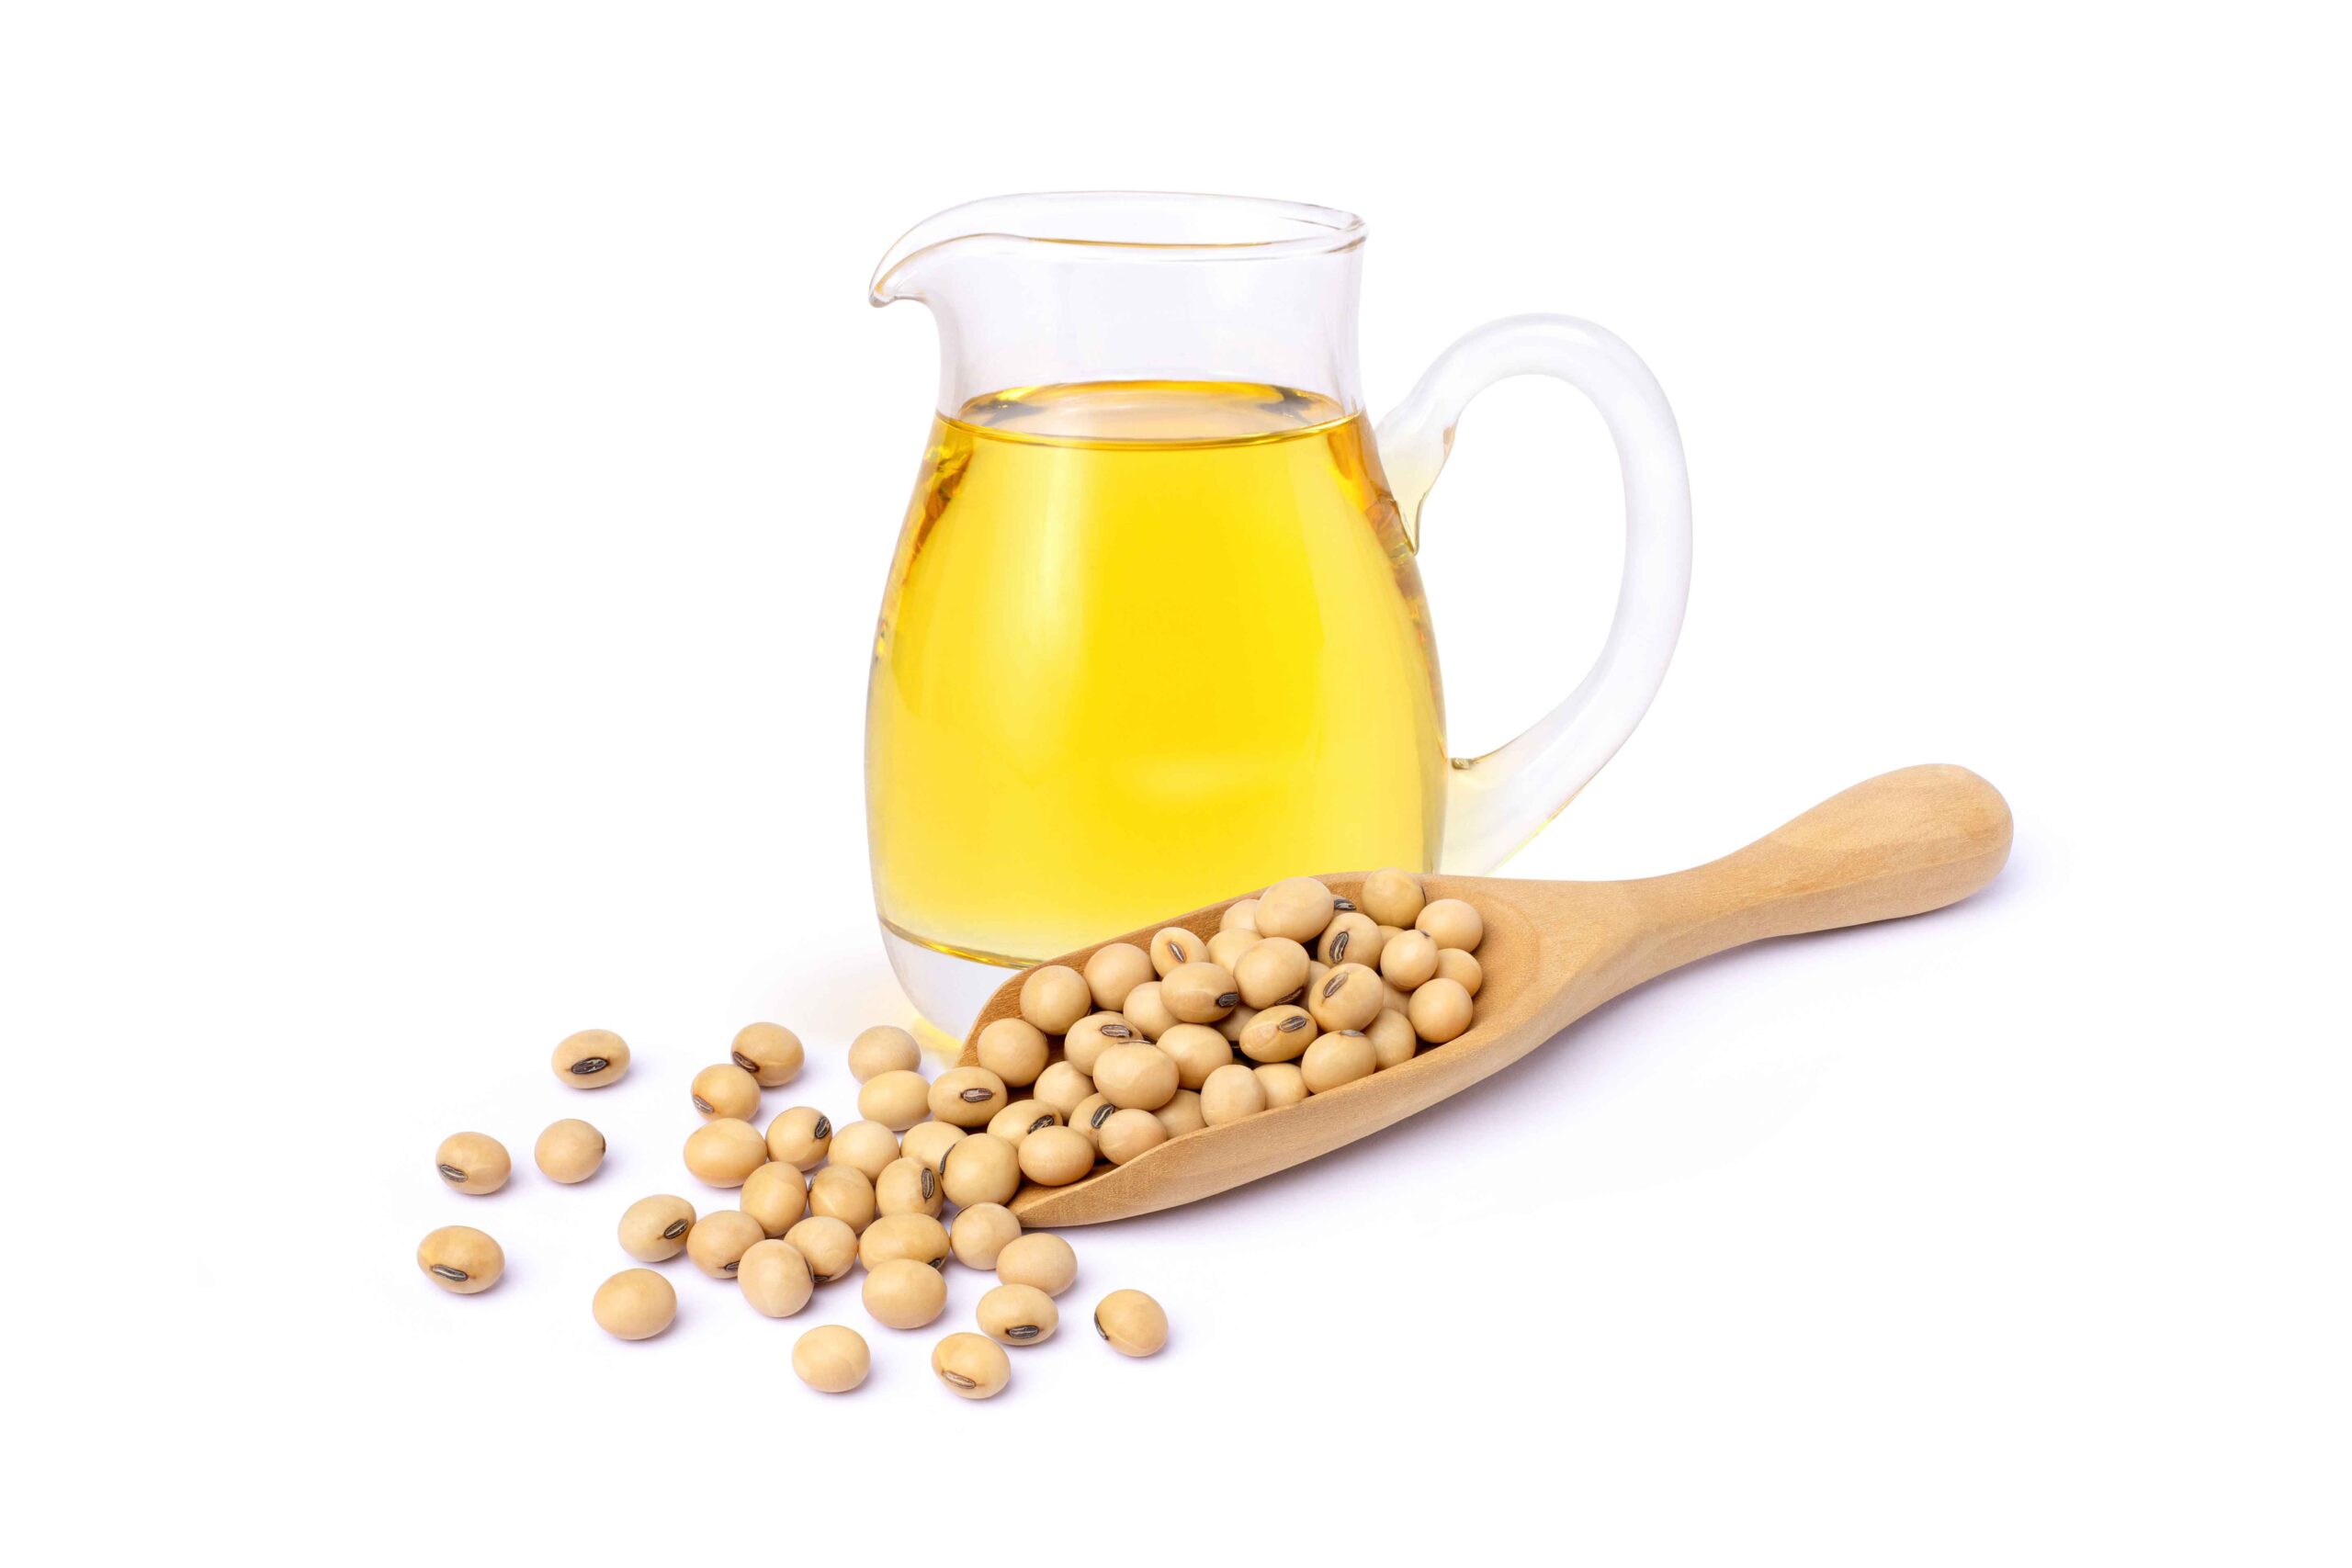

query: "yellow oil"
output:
866 380 1446 966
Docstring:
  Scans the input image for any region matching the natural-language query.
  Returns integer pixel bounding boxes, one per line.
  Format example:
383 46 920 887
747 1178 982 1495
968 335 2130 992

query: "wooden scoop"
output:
959 763 2012 1226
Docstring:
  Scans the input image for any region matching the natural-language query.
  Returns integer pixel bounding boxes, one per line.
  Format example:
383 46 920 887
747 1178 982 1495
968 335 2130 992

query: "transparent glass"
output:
866 193 1691 1032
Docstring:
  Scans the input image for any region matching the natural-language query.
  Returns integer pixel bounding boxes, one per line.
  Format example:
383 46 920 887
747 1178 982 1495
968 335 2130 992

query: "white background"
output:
4 2 2346 1561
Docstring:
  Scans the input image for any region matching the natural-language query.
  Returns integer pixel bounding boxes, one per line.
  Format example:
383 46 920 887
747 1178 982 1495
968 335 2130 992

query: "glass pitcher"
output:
866 193 1690 1031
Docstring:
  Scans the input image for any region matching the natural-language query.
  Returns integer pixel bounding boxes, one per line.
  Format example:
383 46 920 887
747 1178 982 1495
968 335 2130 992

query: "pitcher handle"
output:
1377 313 1692 873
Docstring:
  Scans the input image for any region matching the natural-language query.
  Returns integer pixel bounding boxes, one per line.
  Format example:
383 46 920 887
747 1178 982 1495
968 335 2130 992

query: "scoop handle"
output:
1608 764 2012 984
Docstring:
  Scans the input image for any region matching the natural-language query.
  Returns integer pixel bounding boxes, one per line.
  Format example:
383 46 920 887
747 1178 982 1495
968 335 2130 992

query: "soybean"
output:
950 1203 1022 1269
1318 911 1384 971
435 1132 511 1196
1435 947 1484 998
826 1120 901 1183
1301 1030 1377 1093
940 1133 1021 1208
1154 1089 1206 1139
1161 961 1240 1024
1149 927 1205 976
729 1021 805 1087
1083 942 1156 1011
929 1066 1009 1129
683 1118 768 1188
593 1269 676 1340
978 1282 1059 1346
996 1232 1078 1296
1238 1004 1315 1064
738 1238 814 1317
1359 868 1425 930
876 1156 944 1218
865 1258 949 1330
1017 1125 1095 1188
1307 964 1384 1033
1093 1289 1169 1357
417 1225 503 1294
1018 964 1091 1034
1408 976 1476 1044
1367 1008 1418 1069
1234 937 1310 1010
534 1119 605 1184
858 1069 932 1132
1098 1107 1169 1166
808 1165 878 1233
1121 981 1177 1041
691 1062 762 1122
859 1213 951 1272
1255 1063 1309 1109
784 1215 859 1282
685 1210 763 1279
1254 876 1336 942
740 1161 808 1236
933 1332 1012 1399
763 1105 833 1169
1156 1023 1233 1089
792 1325 870 1393
975 1017 1049 1088
1200 1063 1266 1125
847 1024 920 1083
1415 897 1484 952
1093 1043 1179 1111
617 1195 695 1262
552 1028 629 1089
1380 929 1440 990
1219 897 1261 934
1033 1061 1095 1120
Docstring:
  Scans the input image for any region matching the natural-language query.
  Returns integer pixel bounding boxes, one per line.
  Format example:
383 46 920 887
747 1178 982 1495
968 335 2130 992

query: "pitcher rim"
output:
871 191 1366 303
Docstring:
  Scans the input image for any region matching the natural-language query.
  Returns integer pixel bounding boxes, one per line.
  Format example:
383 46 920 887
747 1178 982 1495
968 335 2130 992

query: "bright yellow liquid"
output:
867 380 1447 966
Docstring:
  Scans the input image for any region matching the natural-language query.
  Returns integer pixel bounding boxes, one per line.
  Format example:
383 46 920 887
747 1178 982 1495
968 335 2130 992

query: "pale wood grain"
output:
956 764 2012 1226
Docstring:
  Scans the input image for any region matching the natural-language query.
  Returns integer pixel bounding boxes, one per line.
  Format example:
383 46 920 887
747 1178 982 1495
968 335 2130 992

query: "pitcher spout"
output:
868 206 994 308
